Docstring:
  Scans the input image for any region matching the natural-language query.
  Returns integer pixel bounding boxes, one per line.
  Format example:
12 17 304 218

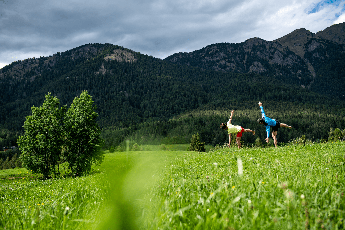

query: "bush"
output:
255 137 262 147
289 135 313 146
132 143 140 151
328 128 344 142
188 133 206 152
109 146 115 153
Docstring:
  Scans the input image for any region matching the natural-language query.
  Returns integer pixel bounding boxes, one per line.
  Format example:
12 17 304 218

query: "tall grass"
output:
0 142 344 229
0 167 107 229
144 142 345 229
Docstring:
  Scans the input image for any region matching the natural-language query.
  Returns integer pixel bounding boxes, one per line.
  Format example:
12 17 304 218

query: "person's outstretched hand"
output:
258 101 262 106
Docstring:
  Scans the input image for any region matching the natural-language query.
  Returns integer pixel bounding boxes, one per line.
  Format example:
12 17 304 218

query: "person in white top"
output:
220 110 255 149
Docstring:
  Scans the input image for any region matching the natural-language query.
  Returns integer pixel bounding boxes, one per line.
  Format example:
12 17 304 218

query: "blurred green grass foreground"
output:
1 142 344 229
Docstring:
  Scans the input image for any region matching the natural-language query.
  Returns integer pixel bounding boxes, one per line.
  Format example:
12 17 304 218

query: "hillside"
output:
0 43 333 128
0 24 345 148
165 23 345 100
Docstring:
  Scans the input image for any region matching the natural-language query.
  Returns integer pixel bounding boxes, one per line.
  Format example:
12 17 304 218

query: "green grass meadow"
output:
1 142 344 229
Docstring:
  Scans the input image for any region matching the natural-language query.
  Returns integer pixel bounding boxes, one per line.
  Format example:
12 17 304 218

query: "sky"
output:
0 0 344 69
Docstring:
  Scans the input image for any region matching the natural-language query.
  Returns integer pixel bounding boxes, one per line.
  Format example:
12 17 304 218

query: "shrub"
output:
188 133 206 152
132 143 140 151
328 128 344 142
255 137 262 147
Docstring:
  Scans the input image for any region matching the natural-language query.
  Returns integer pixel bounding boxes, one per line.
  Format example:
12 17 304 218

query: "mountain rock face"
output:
165 23 345 98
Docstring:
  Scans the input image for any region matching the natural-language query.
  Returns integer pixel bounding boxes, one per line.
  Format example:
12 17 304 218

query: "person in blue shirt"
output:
257 102 292 147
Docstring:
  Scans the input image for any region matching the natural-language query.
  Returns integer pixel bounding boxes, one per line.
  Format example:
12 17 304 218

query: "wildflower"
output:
300 194 305 199
278 182 288 190
262 182 265 184
232 186 235 189
284 189 294 200
248 200 252 204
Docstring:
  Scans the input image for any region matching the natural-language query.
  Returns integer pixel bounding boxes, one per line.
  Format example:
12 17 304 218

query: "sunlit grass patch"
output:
1 142 344 229
0 164 108 229
0 167 29 176
145 142 345 229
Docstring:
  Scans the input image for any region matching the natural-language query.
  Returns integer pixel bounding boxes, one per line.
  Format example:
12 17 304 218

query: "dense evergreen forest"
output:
0 29 344 149
165 28 345 101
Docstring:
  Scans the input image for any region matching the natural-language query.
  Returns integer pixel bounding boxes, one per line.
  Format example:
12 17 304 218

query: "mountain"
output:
0 43 318 129
165 23 345 100
0 24 345 148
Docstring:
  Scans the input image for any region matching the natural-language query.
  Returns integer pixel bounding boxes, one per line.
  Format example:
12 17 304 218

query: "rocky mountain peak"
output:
316 22 345 44
275 28 315 57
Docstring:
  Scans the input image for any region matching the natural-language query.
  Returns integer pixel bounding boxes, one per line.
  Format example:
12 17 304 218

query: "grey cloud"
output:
0 0 344 68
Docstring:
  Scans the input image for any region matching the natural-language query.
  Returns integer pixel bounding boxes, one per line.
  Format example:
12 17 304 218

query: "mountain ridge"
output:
0 24 344 147
165 22 345 99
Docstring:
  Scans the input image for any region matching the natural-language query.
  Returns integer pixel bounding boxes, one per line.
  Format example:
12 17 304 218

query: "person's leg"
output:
228 134 231 147
236 128 244 149
236 136 241 149
280 123 292 129
243 128 255 135
272 131 278 147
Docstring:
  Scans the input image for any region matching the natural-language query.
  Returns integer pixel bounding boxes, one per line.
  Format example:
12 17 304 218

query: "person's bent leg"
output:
236 136 242 149
243 129 255 135
280 123 292 129
272 131 278 148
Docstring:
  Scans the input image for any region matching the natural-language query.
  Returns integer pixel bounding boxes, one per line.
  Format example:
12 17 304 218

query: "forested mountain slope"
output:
0 43 340 131
0 24 344 147
165 23 345 100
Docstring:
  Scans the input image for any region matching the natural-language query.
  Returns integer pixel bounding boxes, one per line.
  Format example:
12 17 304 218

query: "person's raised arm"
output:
228 110 234 124
258 102 266 118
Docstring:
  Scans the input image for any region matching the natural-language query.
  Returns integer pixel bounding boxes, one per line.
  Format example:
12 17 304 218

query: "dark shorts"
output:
237 127 245 137
272 121 280 132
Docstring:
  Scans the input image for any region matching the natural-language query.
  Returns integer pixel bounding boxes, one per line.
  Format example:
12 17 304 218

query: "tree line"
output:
101 102 345 150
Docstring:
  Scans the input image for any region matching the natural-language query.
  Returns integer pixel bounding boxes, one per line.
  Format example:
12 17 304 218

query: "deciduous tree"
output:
17 93 65 178
64 91 104 175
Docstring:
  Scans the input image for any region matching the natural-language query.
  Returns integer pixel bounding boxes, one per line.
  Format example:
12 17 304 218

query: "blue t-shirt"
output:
260 106 276 138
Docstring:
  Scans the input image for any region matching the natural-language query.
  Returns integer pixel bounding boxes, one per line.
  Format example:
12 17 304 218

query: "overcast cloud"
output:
0 0 344 69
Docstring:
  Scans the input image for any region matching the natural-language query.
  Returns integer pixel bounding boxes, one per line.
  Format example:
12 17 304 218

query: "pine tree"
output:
188 133 206 152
